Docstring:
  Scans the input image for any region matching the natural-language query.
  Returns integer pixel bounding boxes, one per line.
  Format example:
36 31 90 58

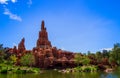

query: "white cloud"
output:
11 0 17 3
0 0 17 4
100 48 112 51
0 0 8 4
3 8 22 22
27 0 32 7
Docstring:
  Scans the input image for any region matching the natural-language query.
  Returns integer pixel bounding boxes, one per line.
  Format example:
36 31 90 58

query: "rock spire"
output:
37 20 52 48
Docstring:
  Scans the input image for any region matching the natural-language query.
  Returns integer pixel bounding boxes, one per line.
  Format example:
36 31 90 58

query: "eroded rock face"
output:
37 20 52 48
9 20 75 69
33 21 75 69
18 38 26 53
33 47 75 68
8 38 27 65
7 20 118 69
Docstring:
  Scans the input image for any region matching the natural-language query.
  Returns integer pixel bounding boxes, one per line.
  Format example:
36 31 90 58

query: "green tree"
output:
102 50 109 58
95 51 102 62
20 53 35 67
109 56 114 65
82 56 90 66
111 43 120 65
0 44 5 63
74 53 82 66
87 51 91 56
74 53 90 66
10 54 17 64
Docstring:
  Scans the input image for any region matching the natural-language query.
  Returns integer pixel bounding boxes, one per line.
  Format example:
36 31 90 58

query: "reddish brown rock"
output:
7 20 118 69
13 46 17 54
33 21 75 69
37 20 52 48
18 38 26 53
9 20 76 69
9 38 26 65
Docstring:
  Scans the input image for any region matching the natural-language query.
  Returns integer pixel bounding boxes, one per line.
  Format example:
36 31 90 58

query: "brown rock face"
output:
7 38 27 65
37 20 52 48
16 38 26 65
9 20 75 69
18 38 26 53
7 20 117 69
33 20 75 69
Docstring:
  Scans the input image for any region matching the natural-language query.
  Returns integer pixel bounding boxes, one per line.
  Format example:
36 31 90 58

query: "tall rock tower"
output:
36 20 52 48
18 38 26 53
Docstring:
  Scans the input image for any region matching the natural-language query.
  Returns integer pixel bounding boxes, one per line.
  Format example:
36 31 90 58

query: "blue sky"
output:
0 0 120 53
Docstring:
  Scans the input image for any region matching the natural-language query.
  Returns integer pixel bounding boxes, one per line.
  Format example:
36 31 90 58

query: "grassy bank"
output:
0 64 40 74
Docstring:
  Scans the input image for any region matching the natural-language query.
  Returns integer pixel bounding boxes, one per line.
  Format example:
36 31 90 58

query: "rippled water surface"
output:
0 68 120 78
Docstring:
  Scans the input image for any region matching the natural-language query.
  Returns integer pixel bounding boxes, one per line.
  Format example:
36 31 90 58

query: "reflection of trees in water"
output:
72 72 100 78
0 71 119 78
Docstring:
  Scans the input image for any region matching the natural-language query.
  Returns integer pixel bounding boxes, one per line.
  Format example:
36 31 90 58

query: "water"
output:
0 69 120 78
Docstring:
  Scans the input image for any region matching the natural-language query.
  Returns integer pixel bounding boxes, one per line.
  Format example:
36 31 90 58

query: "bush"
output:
0 64 40 74
10 54 17 64
20 53 35 66
74 66 98 72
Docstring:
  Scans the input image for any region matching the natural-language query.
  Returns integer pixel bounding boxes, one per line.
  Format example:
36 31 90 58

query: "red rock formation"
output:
18 38 26 53
9 20 75 69
8 38 26 55
16 38 26 65
7 20 118 69
37 20 52 48
13 46 17 54
33 21 75 69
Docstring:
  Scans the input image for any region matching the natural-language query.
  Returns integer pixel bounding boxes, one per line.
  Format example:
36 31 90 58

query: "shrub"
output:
10 55 17 64
20 53 35 66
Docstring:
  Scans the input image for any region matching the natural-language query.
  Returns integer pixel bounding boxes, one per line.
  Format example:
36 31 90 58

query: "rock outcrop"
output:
8 20 75 69
37 20 52 48
18 38 26 53
33 20 75 69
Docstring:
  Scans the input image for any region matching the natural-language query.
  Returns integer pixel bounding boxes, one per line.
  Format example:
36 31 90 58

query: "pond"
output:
0 68 120 78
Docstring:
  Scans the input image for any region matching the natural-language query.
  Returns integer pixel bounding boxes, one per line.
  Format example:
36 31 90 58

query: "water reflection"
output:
101 73 118 78
0 70 120 78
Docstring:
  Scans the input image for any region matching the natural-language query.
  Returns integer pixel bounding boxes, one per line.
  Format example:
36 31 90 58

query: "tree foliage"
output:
111 43 120 65
0 44 5 63
74 53 82 66
82 56 90 65
10 54 17 64
74 53 90 66
20 53 35 66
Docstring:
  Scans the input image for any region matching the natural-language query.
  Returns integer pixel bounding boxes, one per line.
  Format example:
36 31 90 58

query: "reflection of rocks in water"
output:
104 68 114 73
